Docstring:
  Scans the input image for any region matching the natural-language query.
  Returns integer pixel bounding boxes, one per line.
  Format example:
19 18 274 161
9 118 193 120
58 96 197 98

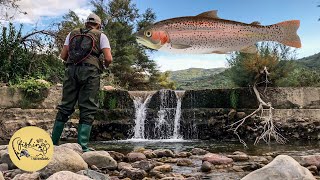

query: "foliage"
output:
157 71 176 89
230 90 239 109
17 77 51 101
277 66 320 87
227 42 296 87
297 52 320 70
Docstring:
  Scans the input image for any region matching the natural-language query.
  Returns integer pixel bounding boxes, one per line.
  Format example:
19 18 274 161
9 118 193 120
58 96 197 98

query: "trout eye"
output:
145 31 152 38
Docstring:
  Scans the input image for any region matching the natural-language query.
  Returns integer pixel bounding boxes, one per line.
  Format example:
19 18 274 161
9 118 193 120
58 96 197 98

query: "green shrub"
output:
17 78 51 101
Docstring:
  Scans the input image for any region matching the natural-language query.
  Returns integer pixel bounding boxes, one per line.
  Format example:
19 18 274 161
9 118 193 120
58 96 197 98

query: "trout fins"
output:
276 20 301 48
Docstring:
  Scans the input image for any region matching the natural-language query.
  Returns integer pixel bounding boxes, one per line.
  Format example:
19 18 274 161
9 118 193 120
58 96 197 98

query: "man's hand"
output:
102 48 112 68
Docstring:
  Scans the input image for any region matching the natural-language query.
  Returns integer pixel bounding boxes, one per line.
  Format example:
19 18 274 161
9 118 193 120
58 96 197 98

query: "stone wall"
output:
0 86 320 141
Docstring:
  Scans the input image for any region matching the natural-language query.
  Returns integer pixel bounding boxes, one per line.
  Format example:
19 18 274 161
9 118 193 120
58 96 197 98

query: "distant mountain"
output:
297 52 320 69
168 68 235 90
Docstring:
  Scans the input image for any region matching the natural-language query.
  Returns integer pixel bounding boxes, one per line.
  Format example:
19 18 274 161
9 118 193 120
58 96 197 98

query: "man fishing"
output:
51 13 112 152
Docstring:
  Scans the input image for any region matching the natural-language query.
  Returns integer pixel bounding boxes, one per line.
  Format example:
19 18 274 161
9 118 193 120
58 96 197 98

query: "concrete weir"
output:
0 86 320 141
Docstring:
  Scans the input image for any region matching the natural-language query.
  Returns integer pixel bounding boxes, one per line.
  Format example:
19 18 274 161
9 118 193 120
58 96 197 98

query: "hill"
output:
297 52 320 69
168 68 235 90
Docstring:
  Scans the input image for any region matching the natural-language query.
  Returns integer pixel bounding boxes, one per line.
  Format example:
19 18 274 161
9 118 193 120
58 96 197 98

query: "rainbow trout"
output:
135 10 301 54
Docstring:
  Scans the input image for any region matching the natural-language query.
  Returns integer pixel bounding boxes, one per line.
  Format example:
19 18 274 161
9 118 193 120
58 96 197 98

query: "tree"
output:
227 42 296 146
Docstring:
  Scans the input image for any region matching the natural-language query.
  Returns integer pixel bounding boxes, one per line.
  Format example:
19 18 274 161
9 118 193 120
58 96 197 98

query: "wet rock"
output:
160 176 184 180
227 151 249 161
107 151 125 161
40 146 88 178
82 151 117 170
249 156 269 164
149 169 166 179
153 164 173 173
120 167 147 180
191 148 209 155
0 163 8 171
59 143 83 155
176 151 192 158
2 169 25 179
109 177 120 180
201 161 212 172
142 150 157 159
132 160 155 172
232 165 244 172
12 172 40 180
47 171 93 180
298 155 320 168
236 162 263 171
203 153 233 165
153 149 175 158
0 150 16 169
307 165 318 175
117 162 132 171
158 157 178 163
177 158 193 166
236 112 246 119
241 155 316 180
0 145 6 151
127 152 147 162
228 109 237 120
77 169 110 180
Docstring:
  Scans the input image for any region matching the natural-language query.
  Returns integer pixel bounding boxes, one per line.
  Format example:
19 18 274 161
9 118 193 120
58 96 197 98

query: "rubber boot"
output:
51 121 65 145
77 123 93 152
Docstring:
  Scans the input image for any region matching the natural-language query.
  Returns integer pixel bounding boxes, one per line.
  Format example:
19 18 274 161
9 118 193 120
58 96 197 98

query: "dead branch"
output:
229 66 287 147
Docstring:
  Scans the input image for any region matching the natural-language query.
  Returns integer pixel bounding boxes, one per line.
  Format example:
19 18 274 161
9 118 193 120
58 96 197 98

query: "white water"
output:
132 95 152 139
172 97 182 139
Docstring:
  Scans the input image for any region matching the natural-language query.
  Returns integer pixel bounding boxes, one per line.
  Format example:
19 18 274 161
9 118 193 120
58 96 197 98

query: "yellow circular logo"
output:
8 126 54 172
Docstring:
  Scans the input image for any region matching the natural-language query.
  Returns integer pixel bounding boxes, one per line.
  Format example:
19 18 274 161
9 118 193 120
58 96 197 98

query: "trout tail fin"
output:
276 20 301 48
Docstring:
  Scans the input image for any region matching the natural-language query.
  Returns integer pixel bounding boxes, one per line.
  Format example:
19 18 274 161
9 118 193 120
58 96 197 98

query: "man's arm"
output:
60 45 69 61
102 48 112 67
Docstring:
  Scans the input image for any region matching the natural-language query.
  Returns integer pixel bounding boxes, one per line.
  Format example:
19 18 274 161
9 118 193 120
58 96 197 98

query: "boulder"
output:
107 151 125 161
241 155 316 180
201 161 212 172
47 171 93 180
77 169 110 180
153 149 175 158
82 151 117 170
0 172 4 180
127 152 147 162
59 143 83 155
203 153 233 165
177 158 193 166
176 152 192 158
0 163 8 171
132 160 155 172
120 167 147 180
0 150 16 169
118 162 132 171
142 150 157 159
191 148 209 155
40 146 88 178
12 172 40 180
297 155 320 168
153 164 173 173
227 151 249 161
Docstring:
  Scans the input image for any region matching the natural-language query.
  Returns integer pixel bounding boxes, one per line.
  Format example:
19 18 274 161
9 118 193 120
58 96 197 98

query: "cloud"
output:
151 52 228 72
11 0 90 23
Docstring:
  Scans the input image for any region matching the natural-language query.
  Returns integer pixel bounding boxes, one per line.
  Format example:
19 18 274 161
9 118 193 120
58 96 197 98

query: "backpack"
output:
68 28 96 64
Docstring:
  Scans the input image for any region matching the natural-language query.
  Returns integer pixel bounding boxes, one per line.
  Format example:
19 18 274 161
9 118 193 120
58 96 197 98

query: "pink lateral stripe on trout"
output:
135 10 301 54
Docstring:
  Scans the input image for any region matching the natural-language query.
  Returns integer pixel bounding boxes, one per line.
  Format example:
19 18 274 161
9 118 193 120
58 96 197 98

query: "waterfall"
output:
130 90 184 140
130 92 153 139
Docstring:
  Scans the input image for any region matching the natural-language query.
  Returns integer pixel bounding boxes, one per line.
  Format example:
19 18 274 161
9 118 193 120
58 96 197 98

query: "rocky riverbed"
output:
0 142 319 180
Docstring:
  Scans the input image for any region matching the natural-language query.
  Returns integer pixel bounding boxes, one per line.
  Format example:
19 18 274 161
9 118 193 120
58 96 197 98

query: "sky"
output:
3 0 320 71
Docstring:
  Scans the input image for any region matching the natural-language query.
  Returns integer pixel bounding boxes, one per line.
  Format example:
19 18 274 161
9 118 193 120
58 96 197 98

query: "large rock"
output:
0 150 16 169
12 172 40 180
201 161 212 172
191 148 209 155
108 151 125 161
177 158 193 166
47 171 93 180
297 155 320 168
0 172 4 180
59 143 83 155
77 169 110 180
227 151 249 162
153 149 175 158
118 162 132 171
120 167 147 180
203 153 233 165
127 152 146 162
241 155 316 180
132 160 155 172
0 163 8 171
142 150 157 159
40 146 88 178
82 151 117 170
153 164 173 173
